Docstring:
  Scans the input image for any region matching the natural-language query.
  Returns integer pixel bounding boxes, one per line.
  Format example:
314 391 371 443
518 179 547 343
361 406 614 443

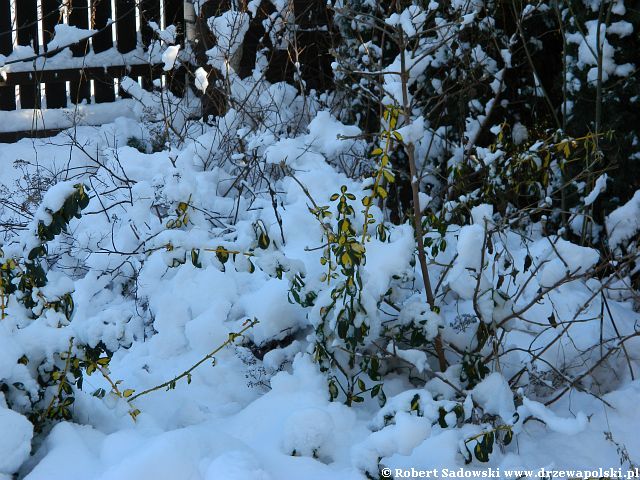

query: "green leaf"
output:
337 319 349 339
438 407 448 428
92 388 106 398
96 357 110 366
485 431 494 454
328 380 339 401
371 384 381 398
410 393 420 412
474 440 489 462
463 443 473 464
191 249 202 268
216 248 229 264
376 186 388 199
503 428 513 446
258 232 270 249
382 169 395 183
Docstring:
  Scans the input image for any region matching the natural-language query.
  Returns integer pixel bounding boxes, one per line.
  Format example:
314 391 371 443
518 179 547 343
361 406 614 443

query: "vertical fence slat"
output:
140 0 161 90
292 0 334 92
115 0 137 98
140 0 160 46
42 0 67 108
91 0 115 103
69 0 91 104
195 1 228 118
163 0 185 97
0 0 15 110
163 1 184 43
16 0 41 109
115 0 136 53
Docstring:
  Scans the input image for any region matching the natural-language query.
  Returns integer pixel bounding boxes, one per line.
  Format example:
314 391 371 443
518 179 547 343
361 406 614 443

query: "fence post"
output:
42 0 68 108
16 0 41 108
0 0 15 110
92 0 116 103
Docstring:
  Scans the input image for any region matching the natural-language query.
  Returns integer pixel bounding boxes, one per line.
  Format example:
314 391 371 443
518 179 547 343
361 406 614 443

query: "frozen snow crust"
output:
0 113 637 479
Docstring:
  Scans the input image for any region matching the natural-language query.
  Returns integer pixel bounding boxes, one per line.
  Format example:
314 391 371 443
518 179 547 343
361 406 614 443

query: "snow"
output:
418 192 432 211
471 373 515 422
470 204 493 225
606 190 640 250
45 24 96 51
282 407 334 457
520 398 587 436
32 181 78 225
148 21 177 45
395 116 425 144
385 6 428 37
566 20 635 84
265 111 361 166
206 12 251 73
0 3 639 476
195 67 210 93
398 301 443 340
583 173 608 206
445 224 487 300
511 122 528 144
0 101 142 133
387 342 430 373
306 111 362 157
0 109 638 480
0 405 33 475
162 45 181 71
2 45 162 73
353 411 431 475
538 239 599 288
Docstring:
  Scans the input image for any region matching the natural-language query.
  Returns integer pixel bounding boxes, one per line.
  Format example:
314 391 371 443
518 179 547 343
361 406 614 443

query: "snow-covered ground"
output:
0 111 639 480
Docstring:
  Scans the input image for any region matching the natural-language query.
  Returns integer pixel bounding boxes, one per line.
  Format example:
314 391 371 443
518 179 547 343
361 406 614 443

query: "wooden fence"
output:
0 0 185 141
0 0 334 142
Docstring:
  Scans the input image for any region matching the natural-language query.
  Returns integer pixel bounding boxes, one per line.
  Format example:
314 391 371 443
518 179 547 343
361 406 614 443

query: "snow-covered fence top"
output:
0 0 185 140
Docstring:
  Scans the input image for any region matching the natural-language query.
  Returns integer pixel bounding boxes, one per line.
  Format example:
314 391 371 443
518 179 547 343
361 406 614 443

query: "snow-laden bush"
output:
1 105 638 478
